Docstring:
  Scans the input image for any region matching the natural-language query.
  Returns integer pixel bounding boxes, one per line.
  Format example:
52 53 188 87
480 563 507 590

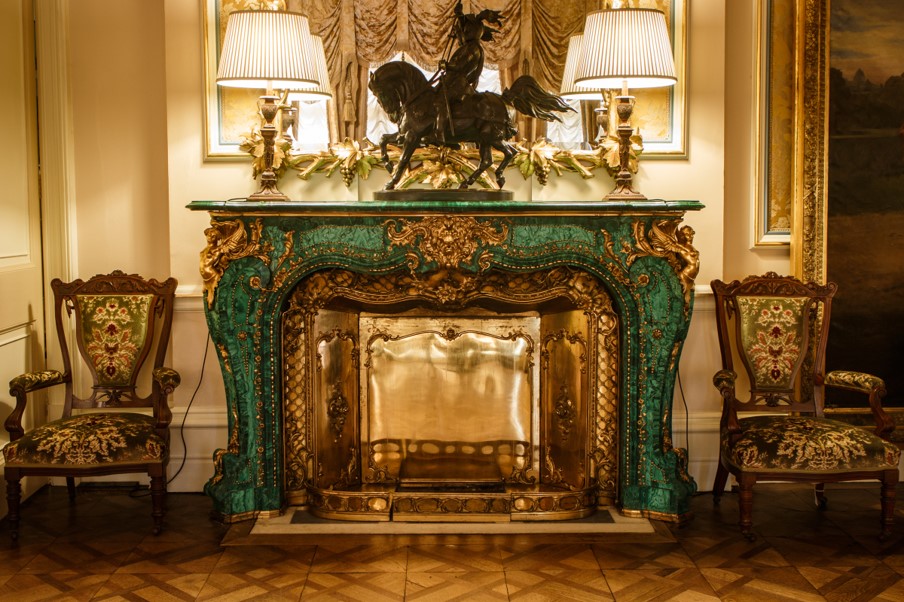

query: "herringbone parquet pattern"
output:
1 482 903 600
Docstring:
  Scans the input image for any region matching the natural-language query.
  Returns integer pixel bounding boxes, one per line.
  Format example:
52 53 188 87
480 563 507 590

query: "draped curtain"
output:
287 0 596 142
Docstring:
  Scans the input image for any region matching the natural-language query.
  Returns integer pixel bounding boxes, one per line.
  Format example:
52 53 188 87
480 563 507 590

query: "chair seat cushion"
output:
3 413 166 468
722 415 901 473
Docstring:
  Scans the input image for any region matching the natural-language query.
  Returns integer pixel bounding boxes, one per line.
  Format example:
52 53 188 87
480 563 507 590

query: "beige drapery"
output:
286 0 595 142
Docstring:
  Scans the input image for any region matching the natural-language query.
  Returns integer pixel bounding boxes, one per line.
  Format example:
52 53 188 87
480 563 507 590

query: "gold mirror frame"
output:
201 0 688 189
754 0 794 246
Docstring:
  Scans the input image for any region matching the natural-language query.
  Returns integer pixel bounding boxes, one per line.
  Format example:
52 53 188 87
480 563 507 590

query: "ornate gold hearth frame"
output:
282 266 619 521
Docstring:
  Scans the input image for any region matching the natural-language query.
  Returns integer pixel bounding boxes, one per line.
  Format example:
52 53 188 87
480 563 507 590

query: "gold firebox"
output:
282 266 620 521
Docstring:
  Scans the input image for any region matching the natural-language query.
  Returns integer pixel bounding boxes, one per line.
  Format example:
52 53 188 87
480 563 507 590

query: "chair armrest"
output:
152 367 181 395
6 370 66 440
152 367 180 431
713 369 741 436
9 370 65 396
713 369 737 394
825 370 885 394
825 369 893 438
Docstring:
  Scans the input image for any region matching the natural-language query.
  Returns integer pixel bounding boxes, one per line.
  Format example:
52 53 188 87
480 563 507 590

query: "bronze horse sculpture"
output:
368 4 573 191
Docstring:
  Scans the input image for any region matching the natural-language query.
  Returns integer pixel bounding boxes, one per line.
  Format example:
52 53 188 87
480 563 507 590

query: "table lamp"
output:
575 7 676 200
559 34 610 145
216 10 325 200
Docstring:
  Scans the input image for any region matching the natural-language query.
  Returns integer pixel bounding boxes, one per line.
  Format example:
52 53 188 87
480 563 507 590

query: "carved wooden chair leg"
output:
814 483 827 510
880 471 897 541
149 474 166 535
66 476 77 501
713 463 729 505
738 474 756 541
5 474 21 541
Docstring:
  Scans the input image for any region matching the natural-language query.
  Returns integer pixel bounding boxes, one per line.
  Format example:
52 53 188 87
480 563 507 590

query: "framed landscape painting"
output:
796 0 904 406
826 0 904 406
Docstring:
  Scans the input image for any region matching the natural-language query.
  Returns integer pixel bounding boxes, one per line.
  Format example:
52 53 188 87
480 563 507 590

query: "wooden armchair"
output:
711 272 899 540
3 271 179 540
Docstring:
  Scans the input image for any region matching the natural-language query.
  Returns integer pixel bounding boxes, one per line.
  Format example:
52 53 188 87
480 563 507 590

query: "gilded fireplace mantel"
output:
188 198 703 523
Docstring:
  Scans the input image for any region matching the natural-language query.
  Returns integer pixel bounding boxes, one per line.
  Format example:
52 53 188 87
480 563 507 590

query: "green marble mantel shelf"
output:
188 197 703 524
188 198 703 215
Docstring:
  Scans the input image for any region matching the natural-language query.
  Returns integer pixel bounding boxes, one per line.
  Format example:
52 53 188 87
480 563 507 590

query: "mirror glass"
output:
205 0 685 161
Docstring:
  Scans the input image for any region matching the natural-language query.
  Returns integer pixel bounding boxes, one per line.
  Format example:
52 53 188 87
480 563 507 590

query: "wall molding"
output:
0 324 31 348
34 0 77 285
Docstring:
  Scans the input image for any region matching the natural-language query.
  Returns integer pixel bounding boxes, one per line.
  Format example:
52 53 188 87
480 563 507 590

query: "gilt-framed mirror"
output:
202 0 687 178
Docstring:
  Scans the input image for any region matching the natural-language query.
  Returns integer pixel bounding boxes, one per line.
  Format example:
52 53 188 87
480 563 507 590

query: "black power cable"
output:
166 333 211 485
128 332 210 497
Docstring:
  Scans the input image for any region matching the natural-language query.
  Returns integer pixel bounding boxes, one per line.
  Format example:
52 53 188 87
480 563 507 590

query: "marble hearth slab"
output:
249 508 654 536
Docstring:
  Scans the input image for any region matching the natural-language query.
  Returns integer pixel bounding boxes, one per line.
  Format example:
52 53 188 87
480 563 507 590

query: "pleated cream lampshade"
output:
559 35 603 100
216 10 320 91
287 35 332 101
575 8 676 91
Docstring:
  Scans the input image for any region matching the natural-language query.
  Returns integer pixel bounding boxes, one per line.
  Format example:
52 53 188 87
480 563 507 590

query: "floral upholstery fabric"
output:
721 415 901 474
736 296 808 390
2 413 166 468
826 370 885 393
76 295 153 387
9 370 65 393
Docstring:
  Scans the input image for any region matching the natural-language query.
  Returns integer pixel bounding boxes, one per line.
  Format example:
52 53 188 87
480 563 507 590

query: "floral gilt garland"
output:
239 129 643 190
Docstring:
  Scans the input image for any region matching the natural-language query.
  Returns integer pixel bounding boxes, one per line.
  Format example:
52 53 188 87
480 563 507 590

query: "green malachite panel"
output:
189 198 703 522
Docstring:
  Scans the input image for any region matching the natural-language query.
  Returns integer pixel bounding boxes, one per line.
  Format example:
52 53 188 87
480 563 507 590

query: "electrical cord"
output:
166 332 211 485
676 369 706 497
677 369 690 459
129 332 210 497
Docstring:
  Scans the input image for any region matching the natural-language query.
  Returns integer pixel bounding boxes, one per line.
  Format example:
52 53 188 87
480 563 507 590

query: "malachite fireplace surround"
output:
189 198 703 523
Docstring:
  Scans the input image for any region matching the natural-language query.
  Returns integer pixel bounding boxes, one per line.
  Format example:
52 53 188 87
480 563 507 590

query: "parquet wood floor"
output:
1 482 903 600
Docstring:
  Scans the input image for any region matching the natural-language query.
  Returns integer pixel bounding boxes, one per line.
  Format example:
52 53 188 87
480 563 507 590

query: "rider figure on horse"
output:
433 1 503 142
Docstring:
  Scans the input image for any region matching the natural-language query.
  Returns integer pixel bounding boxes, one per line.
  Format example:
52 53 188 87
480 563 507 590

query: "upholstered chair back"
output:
712 274 836 416
51 273 177 428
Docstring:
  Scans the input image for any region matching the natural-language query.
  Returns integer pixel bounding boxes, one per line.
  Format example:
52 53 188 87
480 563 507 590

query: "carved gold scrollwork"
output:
200 218 268 308
541 329 588 372
332 447 357 490
288 265 614 314
367 442 396 483
508 462 538 485
384 216 508 272
631 220 700 311
326 382 349 443
543 446 577 491
554 384 577 441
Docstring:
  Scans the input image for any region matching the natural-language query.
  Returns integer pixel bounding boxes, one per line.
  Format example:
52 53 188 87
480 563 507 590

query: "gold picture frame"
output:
754 0 794 245
791 0 827 281
202 0 688 163
793 0 904 406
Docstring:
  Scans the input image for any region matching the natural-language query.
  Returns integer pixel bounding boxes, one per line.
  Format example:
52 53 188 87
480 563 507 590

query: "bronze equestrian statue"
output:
369 1 574 191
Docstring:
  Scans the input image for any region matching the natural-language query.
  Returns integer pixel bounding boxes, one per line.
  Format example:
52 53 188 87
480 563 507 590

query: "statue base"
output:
372 188 514 202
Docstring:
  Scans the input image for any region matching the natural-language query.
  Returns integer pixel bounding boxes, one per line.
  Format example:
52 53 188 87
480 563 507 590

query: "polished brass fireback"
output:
362 316 537 488
282 266 619 521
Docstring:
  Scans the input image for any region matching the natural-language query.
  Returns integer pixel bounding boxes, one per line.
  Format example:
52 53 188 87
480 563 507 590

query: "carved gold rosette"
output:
385 216 508 272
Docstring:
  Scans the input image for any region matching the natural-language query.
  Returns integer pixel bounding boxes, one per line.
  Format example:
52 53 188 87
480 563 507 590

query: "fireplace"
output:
189 199 702 523
281 265 619 521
